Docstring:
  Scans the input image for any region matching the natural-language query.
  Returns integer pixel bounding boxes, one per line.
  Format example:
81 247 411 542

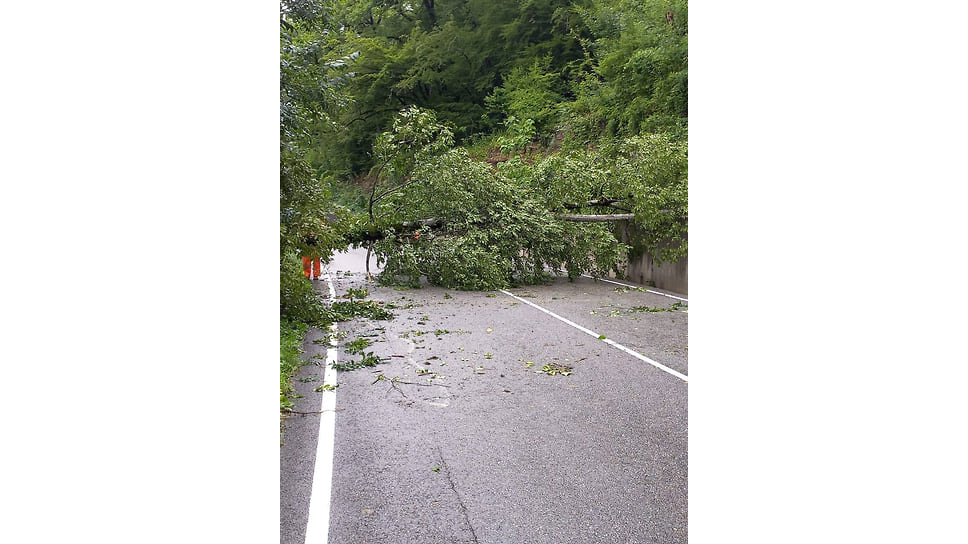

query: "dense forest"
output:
281 0 687 404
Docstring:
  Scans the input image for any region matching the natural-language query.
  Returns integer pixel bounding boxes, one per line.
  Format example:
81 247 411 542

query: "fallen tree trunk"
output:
562 197 630 211
555 213 635 222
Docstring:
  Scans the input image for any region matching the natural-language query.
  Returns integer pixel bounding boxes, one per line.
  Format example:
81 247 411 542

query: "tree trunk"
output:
555 213 635 222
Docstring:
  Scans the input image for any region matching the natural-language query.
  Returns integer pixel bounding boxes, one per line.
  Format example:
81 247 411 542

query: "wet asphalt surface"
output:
281 250 688 543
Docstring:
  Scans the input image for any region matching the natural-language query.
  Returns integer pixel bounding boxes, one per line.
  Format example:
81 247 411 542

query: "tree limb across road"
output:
561 197 630 210
554 213 635 222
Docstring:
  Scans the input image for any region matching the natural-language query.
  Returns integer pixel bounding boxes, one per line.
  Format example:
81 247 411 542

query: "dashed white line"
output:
499 289 688 382
304 271 340 544
580 275 689 302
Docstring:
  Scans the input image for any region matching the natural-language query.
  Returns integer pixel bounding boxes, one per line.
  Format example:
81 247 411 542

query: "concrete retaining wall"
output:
615 224 688 296
623 249 688 296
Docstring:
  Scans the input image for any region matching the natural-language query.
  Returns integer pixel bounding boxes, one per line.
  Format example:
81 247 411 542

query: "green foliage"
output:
562 0 688 140
330 299 394 321
321 0 589 170
327 173 370 213
332 352 384 371
280 0 354 326
344 336 373 354
283 0 689 298
371 107 455 188
367 109 634 289
486 57 563 136
518 132 687 265
317 0 687 169
280 248 330 324
345 287 369 300
535 363 573 376
496 116 536 154
614 133 688 264
523 151 611 211
628 301 685 313
280 320 308 411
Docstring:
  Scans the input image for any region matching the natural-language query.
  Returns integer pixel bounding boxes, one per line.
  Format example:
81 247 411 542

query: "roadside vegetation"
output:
280 321 308 413
280 0 687 413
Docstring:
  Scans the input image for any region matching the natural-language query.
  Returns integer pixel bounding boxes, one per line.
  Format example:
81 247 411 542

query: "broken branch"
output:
555 213 635 222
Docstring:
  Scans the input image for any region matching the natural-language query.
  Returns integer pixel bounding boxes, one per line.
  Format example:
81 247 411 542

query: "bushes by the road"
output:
280 320 307 412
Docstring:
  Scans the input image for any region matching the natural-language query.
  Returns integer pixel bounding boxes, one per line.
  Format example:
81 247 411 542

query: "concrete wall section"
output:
625 250 688 296
615 223 688 296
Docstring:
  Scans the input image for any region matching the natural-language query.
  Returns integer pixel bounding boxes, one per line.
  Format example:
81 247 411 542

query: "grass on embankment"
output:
280 320 307 413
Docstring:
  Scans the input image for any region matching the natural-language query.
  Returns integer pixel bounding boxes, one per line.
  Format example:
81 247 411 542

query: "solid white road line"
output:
580 274 689 302
304 272 340 544
499 289 688 382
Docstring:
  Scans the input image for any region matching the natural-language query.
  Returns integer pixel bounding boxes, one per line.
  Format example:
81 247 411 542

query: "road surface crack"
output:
437 446 480 544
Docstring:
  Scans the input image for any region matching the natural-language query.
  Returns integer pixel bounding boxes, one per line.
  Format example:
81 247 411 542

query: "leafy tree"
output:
563 0 688 138
280 0 351 323
321 0 591 173
608 134 688 263
485 57 563 136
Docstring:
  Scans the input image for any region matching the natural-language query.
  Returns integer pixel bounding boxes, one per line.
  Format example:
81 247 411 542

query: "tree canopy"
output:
280 0 688 323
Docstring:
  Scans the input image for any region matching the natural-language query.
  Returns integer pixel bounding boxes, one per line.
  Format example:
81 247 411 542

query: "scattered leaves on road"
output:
333 352 384 371
535 363 573 376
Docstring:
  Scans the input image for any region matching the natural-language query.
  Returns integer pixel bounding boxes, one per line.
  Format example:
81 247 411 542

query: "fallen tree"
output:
346 108 687 290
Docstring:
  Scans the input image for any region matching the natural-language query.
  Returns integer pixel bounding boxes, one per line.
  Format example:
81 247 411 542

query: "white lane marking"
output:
499 289 688 382
304 271 340 544
580 275 689 302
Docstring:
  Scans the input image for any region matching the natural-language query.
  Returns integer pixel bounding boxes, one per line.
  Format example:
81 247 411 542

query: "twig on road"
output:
282 408 345 415
372 375 450 388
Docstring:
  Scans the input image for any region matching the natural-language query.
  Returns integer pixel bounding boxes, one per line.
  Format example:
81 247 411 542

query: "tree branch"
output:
345 107 399 127
562 197 630 212
372 175 419 205
555 213 635 222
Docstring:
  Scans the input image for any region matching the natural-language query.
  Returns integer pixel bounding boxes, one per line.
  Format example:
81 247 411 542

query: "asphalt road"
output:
281 249 688 543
